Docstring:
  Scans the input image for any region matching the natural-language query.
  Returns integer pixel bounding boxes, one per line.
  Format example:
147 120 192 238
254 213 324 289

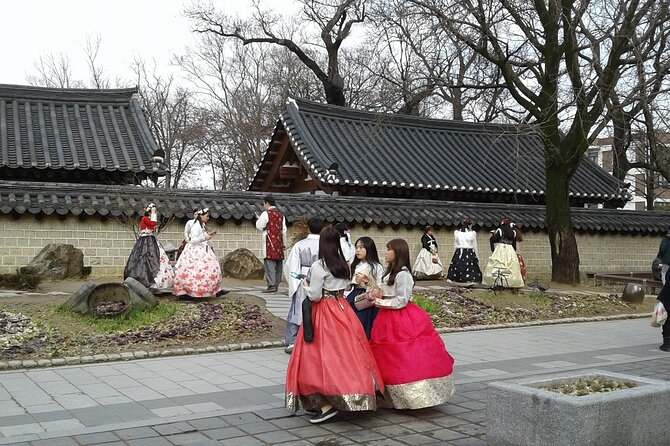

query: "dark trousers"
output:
264 259 283 288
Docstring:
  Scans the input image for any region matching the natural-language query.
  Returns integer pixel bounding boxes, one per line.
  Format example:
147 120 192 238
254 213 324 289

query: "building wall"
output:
2 214 661 281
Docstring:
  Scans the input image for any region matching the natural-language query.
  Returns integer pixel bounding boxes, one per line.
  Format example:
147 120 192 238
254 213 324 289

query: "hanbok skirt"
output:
413 248 443 279
285 296 385 412
447 248 482 283
370 302 455 409
173 242 222 298
482 243 524 288
346 287 380 340
124 235 174 289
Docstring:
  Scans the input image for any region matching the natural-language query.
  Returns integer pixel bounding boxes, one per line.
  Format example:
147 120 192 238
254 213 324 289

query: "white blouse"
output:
188 222 208 245
351 261 385 287
305 260 350 303
454 229 478 251
376 269 414 309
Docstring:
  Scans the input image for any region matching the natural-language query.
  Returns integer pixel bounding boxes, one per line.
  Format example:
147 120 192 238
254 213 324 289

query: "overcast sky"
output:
1 0 297 87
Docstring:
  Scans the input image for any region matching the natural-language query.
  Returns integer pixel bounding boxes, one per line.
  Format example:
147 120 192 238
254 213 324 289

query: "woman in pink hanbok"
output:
172 208 223 298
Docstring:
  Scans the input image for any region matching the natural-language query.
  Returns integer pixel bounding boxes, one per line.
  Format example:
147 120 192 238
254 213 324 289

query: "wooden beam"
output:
260 136 291 191
289 179 319 193
279 166 304 179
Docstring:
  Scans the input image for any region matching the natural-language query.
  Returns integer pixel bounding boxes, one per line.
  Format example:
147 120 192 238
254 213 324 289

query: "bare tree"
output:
26 52 85 89
177 27 323 189
82 35 110 89
411 0 670 284
133 60 207 189
185 0 366 106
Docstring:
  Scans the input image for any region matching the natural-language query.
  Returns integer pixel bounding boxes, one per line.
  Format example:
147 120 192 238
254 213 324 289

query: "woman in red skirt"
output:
366 238 455 409
285 226 385 424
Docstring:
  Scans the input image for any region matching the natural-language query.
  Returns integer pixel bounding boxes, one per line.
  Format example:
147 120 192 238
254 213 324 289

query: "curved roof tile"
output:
0 180 665 234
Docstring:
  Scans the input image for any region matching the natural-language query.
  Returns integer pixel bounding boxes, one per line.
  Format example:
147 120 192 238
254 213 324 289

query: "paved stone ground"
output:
1 314 668 446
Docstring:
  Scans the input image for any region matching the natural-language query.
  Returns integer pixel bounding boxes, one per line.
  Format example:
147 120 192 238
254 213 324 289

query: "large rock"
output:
20 244 85 279
62 279 157 315
221 248 265 280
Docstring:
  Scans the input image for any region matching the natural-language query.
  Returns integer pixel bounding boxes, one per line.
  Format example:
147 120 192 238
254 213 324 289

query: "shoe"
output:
284 344 294 354
262 286 278 294
216 289 230 297
309 407 338 424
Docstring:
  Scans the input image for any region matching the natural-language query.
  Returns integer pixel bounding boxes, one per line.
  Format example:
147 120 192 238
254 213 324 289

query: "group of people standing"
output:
124 205 226 298
121 198 527 425
413 218 526 288
281 215 455 424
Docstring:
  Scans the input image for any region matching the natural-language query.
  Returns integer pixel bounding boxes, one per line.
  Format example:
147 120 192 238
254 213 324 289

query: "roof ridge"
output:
288 97 536 133
0 84 138 104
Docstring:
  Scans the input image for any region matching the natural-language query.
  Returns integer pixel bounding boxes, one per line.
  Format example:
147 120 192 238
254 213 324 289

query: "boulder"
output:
20 244 85 279
221 248 265 280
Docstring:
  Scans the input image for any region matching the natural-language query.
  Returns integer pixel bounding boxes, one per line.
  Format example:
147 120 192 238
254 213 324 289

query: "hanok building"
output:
0 88 667 279
250 99 629 208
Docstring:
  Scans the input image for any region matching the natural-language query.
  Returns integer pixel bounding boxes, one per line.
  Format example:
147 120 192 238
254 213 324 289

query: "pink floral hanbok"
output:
172 222 222 298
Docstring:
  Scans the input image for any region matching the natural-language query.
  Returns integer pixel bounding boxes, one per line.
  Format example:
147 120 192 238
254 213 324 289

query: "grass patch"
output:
413 294 441 315
55 302 180 332
0 273 41 290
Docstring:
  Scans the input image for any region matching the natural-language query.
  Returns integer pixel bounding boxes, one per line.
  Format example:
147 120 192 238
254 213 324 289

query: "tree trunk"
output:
323 73 346 106
545 162 581 284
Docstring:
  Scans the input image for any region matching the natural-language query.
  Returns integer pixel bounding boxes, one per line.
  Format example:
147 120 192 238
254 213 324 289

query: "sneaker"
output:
284 344 294 354
309 407 338 424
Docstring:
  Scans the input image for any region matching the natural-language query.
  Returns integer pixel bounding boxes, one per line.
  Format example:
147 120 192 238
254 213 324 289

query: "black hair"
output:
500 220 515 240
308 217 324 234
351 237 383 274
318 226 351 280
264 195 276 206
334 222 349 237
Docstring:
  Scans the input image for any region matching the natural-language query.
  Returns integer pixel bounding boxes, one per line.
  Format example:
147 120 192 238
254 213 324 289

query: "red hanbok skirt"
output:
285 296 385 412
370 302 455 409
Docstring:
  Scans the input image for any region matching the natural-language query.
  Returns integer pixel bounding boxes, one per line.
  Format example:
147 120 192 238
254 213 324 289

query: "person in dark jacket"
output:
656 269 670 352
657 228 670 285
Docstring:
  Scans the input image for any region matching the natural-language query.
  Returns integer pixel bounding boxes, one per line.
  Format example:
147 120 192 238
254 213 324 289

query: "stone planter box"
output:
487 370 670 446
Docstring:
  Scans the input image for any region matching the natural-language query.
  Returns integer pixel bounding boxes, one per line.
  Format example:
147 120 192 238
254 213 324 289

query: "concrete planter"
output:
487 370 670 446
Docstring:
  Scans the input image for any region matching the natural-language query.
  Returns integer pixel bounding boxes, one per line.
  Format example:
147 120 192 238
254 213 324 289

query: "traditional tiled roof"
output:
249 98 630 206
0 180 665 234
0 84 161 183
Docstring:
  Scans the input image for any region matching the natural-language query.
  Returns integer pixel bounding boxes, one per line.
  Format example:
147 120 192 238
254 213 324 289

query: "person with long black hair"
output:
285 226 385 424
346 236 385 338
482 217 524 288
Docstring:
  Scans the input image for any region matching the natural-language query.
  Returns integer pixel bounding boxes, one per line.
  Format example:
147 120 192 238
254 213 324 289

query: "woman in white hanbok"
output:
482 218 524 288
413 226 443 279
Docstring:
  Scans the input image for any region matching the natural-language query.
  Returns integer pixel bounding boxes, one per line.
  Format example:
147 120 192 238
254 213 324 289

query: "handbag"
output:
354 294 375 311
302 298 314 342
651 301 668 327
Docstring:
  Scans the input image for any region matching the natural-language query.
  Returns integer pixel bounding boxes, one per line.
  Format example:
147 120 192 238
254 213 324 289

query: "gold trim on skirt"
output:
385 375 455 409
285 391 377 413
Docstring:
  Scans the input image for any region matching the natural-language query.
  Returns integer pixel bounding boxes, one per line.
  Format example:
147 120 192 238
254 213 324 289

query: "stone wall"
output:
1 214 660 281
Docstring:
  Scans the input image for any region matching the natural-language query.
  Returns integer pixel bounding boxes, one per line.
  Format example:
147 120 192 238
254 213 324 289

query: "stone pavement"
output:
1 312 668 445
